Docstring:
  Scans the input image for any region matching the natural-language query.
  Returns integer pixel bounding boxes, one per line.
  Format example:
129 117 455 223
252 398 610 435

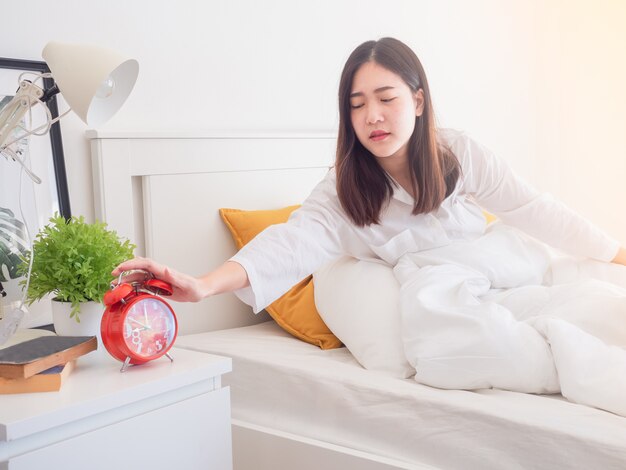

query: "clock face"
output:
122 298 176 359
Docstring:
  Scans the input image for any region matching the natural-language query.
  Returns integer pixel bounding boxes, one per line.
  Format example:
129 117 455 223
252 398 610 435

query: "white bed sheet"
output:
176 321 626 470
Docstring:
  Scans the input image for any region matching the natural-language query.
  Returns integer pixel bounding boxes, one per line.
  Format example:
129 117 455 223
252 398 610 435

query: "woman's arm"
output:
112 257 249 303
460 135 621 263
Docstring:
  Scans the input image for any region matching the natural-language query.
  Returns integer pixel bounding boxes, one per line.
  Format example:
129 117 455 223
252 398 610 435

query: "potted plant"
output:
20 214 135 336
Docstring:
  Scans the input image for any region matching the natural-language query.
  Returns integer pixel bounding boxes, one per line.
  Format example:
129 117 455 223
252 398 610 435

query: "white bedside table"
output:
0 346 233 470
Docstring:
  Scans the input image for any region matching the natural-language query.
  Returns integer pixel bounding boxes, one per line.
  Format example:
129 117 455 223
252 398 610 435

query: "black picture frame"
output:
0 57 71 219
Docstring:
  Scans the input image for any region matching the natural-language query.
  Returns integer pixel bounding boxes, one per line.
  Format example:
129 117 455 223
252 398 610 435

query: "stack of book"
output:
0 334 97 393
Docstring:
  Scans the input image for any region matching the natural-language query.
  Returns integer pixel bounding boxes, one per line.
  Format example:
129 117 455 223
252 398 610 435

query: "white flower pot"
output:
51 300 104 340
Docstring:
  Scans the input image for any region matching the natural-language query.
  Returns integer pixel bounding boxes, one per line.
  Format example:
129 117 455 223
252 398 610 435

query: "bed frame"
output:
89 130 422 470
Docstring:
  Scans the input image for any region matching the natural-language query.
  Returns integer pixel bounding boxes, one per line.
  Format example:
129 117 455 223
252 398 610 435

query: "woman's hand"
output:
611 247 626 266
112 257 208 303
112 257 250 303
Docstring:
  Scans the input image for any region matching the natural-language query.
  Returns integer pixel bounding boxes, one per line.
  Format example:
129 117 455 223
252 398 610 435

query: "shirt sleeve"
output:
458 133 620 262
229 170 347 313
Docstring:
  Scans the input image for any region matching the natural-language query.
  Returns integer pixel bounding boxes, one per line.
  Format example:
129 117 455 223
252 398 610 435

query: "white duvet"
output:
395 222 626 416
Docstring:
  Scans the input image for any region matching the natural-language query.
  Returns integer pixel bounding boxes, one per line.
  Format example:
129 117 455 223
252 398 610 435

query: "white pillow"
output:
313 256 415 378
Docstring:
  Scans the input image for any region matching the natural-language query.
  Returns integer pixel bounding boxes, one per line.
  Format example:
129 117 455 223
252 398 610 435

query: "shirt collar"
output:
386 173 415 205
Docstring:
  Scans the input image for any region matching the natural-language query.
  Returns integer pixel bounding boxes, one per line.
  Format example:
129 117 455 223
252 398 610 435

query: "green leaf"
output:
19 214 136 322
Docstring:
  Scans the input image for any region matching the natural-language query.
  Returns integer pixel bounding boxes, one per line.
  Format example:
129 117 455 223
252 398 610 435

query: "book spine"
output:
0 361 75 394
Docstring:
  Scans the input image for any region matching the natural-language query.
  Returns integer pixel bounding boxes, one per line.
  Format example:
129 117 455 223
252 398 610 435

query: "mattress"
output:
176 321 626 470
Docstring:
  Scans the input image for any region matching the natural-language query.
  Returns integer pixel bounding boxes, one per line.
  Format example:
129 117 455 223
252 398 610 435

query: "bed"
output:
89 131 626 470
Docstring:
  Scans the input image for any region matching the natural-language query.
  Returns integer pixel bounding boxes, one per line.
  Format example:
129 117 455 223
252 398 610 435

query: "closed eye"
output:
350 103 364 109
381 97 397 103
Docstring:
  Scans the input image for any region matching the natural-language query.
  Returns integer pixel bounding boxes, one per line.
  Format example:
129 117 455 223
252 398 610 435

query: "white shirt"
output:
231 129 620 313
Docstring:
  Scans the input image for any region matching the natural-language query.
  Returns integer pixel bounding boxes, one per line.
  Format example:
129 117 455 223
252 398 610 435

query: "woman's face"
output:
349 61 424 165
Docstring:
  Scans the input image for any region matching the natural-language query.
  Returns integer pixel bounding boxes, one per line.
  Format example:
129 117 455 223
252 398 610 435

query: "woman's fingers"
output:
161 266 181 286
111 258 172 288
112 257 164 277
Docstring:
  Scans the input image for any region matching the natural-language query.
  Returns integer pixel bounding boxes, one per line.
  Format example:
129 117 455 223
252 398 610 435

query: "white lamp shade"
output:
42 41 138 127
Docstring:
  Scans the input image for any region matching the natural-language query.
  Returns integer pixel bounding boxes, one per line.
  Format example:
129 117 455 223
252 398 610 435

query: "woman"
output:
112 38 626 409
114 37 626 306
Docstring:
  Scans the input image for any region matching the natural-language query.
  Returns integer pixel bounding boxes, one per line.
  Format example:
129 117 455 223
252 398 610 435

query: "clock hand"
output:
143 303 151 328
130 318 152 330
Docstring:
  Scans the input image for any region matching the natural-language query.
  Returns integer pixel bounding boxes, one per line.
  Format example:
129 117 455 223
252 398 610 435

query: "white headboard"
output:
88 131 335 335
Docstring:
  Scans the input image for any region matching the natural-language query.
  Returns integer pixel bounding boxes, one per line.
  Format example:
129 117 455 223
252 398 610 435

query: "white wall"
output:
2 0 625 243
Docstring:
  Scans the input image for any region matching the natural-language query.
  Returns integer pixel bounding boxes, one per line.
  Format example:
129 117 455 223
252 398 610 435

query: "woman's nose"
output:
365 104 384 125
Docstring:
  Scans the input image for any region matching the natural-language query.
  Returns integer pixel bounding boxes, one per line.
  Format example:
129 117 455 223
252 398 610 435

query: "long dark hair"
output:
336 37 460 226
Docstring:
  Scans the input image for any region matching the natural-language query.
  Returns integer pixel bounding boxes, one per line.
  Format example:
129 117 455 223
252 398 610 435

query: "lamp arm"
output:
1 106 70 152
0 80 44 150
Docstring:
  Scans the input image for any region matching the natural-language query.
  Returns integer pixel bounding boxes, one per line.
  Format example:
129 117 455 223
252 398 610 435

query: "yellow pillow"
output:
219 205 342 350
484 211 497 224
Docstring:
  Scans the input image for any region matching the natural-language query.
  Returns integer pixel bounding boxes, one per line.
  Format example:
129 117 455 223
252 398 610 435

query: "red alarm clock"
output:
101 270 178 372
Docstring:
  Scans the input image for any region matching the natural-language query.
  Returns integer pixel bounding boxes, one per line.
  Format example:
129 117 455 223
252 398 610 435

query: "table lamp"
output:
0 41 138 181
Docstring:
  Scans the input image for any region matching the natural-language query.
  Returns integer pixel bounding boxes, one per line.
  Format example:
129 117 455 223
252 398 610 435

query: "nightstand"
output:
0 347 232 470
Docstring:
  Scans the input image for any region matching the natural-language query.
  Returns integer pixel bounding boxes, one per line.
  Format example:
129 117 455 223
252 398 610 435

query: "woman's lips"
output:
370 131 390 142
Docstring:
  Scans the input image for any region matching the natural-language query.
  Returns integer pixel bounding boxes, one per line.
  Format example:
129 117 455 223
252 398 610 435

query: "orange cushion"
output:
219 206 342 350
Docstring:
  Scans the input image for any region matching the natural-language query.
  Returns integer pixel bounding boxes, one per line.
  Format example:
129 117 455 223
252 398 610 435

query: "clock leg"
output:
121 356 132 373
165 352 174 362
